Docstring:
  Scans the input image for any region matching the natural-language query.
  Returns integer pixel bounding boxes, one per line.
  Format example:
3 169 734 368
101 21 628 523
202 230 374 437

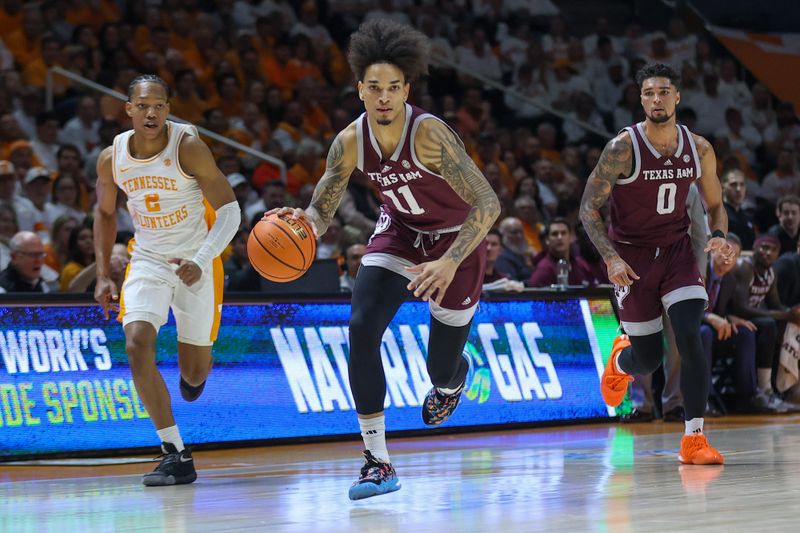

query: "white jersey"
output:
112 121 209 258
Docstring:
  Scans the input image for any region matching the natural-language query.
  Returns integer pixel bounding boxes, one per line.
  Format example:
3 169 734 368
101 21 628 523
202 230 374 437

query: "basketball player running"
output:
269 20 500 499
580 63 735 465
94 75 240 485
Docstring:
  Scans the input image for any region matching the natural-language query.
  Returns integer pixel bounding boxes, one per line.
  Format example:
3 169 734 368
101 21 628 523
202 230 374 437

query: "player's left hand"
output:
405 257 459 305
705 237 735 264
169 258 202 286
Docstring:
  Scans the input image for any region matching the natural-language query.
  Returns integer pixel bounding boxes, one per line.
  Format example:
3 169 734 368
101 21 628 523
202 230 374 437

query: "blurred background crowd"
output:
1 0 800 412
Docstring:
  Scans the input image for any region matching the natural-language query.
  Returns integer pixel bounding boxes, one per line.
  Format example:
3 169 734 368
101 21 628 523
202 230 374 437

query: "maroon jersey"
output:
355 104 471 232
609 122 702 247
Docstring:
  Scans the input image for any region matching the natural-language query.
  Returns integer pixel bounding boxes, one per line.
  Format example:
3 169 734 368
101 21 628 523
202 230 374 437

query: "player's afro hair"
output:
347 19 430 83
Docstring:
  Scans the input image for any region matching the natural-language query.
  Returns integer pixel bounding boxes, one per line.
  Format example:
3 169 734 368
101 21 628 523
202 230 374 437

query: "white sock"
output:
757 368 772 393
156 425 185 452
359 415 389 463
437 384 462 395
685 417 704 436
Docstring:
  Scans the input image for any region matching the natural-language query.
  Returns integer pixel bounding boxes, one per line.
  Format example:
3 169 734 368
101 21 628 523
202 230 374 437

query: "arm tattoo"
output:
578 134 633 261
307 134 351 235
418 121 501 263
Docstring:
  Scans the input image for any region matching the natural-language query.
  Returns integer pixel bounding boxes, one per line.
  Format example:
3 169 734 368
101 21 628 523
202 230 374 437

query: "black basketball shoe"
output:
421 383 464 426
142 443 197 487
348 450 400 500
180 377 206 402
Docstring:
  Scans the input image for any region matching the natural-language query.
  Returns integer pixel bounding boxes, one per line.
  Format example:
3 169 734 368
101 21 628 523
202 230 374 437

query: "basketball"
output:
247 214 316 282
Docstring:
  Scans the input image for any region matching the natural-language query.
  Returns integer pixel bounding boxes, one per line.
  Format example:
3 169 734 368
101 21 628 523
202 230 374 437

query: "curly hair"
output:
127 74 170 101
347 19 430 83
635 63 681 90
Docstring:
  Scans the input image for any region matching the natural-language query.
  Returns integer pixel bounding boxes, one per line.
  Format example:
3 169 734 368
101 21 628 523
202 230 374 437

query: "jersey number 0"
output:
656 183 677 215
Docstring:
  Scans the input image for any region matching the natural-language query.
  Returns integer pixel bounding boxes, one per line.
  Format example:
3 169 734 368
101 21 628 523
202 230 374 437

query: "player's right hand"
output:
605 255 639 286
94 276 119 320
262 207 319 238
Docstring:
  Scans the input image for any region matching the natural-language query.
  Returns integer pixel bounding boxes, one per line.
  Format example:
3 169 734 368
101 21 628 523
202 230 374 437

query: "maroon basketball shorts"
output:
613 234 707 336
361 213 487 326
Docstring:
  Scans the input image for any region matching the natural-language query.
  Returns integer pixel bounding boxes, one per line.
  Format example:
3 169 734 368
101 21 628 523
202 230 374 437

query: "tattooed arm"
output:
405 118 500 304
416 119 501 263
578 132 639 286
270 125 357 236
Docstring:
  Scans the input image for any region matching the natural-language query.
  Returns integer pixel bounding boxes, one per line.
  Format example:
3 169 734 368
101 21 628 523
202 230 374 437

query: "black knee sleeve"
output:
667 299 707 420
618 332 664 375
348 266 411 415
426 317 473 389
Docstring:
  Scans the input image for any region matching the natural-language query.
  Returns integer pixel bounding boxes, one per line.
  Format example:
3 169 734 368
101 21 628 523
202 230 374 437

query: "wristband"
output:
711 229 725 239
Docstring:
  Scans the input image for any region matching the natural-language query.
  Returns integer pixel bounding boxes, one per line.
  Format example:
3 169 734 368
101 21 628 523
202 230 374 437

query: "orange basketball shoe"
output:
601 334 633 407
679 435 725 465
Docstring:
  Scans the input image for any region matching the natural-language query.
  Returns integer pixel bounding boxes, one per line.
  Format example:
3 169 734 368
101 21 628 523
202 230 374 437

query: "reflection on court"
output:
1 417 798 532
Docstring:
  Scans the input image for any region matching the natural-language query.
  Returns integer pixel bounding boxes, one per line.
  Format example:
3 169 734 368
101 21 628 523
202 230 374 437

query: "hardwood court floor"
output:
2 415 799 532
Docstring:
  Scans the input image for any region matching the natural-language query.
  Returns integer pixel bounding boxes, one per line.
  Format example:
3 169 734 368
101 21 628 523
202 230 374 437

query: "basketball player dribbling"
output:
94 75 240 485
269 20 500 499
580 63 736 464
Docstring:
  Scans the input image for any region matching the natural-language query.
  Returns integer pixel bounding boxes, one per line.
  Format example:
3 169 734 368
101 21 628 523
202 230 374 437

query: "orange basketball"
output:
247 214 316 282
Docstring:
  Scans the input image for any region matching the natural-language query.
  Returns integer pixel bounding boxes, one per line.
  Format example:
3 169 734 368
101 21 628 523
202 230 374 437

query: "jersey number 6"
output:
144 193 161 213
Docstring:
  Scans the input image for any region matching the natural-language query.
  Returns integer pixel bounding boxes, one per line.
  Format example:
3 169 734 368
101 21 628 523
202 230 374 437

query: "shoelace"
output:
154 452 181 471
605 373 633 390
361 461 393 482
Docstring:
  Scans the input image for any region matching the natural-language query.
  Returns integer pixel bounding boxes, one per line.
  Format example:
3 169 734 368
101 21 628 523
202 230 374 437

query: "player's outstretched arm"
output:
177 135 240 285
579 132 639 286
694 134 735 263
415 119 501 264
93 146 119 318
305 126 358 236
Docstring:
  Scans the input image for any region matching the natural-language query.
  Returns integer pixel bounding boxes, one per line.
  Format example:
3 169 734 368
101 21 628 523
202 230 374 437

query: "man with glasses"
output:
0 230 50 293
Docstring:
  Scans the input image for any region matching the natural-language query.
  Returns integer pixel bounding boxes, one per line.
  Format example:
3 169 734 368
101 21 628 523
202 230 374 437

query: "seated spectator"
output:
512 195 544 254
527 218 596 287
0 231 50 293
699 234 769 412
316 216 343 261
730 235 800 410
224 229 249 279
16 167 59 241
340 243 365 292
245 181 288 224
775 238 800 307
59 223 94 291
760 148 800 205
722 169 756 250
767 195 800 256
495 217 535 282
50 173 86 223
483 229 524 292
0 203 17 270
44 214 78 273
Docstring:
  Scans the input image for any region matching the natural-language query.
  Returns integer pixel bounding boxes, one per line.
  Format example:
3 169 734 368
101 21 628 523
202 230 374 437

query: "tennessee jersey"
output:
112 121 208 257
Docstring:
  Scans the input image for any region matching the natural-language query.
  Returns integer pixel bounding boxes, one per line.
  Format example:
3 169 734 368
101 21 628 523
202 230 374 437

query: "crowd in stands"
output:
1 1 800 410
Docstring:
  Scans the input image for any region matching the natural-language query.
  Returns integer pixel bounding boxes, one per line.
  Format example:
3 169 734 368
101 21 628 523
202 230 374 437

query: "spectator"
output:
495 217 534 282
0 203 17 269
44 214 78 273
59 223 94 291
527 218 595 288
316 216 343 260
699 234 770 412
722 169 756 250
340 243 365 292
50 173 86 223
30 111 61 172
767 195 800 256
0 231 50 293
730 235 800 409
761 149 800 205
245 181 288 225
775 239 800 307
512 195 544 254
59 96 101 158
224 229 249 279
16 167 58 240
